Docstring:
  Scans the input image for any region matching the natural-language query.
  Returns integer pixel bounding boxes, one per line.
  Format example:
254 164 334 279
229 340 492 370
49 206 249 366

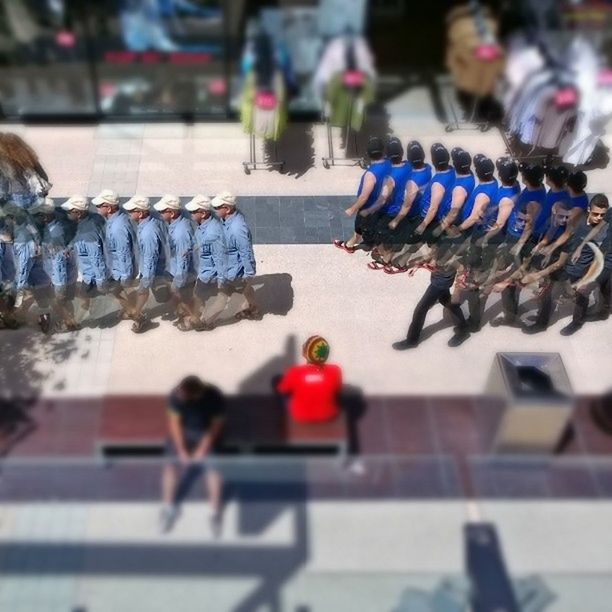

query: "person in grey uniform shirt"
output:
30 198 79 332
61 195 109 314
123 195 168 333
211 191 261 320
93 188 137 320
10 202 54 331
154 194 199 331
185 194 228 329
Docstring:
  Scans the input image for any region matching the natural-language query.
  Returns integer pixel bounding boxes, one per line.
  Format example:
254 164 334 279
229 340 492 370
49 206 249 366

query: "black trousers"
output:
407 283 467 342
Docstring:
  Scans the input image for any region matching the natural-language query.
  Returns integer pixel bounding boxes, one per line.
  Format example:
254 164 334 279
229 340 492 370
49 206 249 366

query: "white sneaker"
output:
210 513 222 539
159 505 180 534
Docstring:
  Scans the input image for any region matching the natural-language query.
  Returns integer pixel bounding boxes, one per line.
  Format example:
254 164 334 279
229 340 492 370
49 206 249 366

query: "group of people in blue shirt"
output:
335 137 611 349
0 189 259 334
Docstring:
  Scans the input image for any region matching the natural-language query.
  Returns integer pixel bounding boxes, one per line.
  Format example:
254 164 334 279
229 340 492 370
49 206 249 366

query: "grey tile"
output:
255 226 280 244
279 227 298 243
255 197 281 227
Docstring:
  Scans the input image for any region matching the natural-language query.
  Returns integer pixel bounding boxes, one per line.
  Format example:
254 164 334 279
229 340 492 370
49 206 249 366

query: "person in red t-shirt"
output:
276 335 342 423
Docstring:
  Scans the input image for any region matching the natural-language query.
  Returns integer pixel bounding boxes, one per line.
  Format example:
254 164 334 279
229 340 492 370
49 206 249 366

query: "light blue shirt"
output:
105 210 136 282
13 219 45 290
69 213 109 285
222 211 256 282
41 218 73 289
168 215 195 288
195 216 227 285
137 215 167 283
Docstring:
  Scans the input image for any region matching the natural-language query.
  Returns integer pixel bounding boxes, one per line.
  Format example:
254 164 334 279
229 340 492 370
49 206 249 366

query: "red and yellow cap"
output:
303 335 330 364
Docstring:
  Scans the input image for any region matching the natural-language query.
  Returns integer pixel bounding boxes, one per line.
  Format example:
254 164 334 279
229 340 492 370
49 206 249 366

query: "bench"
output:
98 395 348 458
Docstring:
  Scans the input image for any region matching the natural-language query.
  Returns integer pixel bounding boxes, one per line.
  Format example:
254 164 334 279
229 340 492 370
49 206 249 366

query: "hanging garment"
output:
240 71 287 141
445 4 504 97
313 35 376 102
323 71 374 131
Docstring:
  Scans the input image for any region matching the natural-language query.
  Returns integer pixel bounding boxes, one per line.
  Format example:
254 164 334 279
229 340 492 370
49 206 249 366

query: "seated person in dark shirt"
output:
160 375 225 535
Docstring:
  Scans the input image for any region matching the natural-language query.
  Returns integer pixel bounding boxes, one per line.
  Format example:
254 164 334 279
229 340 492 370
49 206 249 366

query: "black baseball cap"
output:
386 138 404 160
407 140 425 164
451 147 472 173
497 157 518 183
366 136 384 157
430 142 450 166
567 170 587 192
474 156 495 181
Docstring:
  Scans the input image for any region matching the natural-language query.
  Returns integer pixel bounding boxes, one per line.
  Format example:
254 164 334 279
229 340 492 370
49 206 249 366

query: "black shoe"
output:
594 308 610 321
38 313 51 334
392 338 419 351
522 322 547 335
448 328 470 347
560 321 583 336
466 316 481 333
491 315 517 328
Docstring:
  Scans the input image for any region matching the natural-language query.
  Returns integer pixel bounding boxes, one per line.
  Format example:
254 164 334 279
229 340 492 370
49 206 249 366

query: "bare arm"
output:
192 417 225 459
361 176 394 216
458 194 489 231
521 251 569 285
345 172 376 217
440 185 468 231
479 197 513 245
168 411 188 460
415 183 444 233
389 181 419 229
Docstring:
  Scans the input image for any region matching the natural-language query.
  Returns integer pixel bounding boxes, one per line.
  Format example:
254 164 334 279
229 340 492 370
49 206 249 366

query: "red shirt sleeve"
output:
277 367 295 394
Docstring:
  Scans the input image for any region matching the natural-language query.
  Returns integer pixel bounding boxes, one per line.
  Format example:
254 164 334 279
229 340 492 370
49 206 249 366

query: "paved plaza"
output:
1 88 612 611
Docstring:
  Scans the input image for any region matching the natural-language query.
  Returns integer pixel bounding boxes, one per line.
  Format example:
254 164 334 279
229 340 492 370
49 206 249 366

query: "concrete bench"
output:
98 395 348 458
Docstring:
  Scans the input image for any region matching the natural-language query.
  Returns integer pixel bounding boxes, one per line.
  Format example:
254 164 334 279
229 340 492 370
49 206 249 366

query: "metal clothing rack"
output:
321 90 366 169
242 132 284 175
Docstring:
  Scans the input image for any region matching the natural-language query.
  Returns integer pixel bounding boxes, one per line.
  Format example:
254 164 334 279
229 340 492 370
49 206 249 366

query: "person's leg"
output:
597 269 611 317
439 289 468 328
406 284 441 343
201 284 231 327
500 285 519 323
465 288 482 330
235 278 261 319
573 290 590 325
161 463 178 507
205 468 222 517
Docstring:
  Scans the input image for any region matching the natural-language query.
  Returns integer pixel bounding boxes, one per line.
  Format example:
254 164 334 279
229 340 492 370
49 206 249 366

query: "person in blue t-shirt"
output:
435 148 475 236
368 138 413 266
494 164 545 326
412 143 455 244
333 136 392 252
532 166 569 243
444 156 498 330
532 170 588 260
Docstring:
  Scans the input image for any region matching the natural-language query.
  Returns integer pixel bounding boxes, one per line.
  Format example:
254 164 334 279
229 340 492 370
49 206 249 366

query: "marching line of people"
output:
0 190 260 334
334 137 612 349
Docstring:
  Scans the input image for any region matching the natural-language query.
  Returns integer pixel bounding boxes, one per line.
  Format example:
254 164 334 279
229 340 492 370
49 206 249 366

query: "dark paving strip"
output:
49 196 356 245
0 541 309 576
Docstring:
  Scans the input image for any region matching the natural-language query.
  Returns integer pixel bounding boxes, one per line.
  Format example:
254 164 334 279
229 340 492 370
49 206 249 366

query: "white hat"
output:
123 195 150 211
30 197 56 216
185 194 212 212
211 191 237 209
92 189 119 207
60 195 89 212
153 194 181 212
